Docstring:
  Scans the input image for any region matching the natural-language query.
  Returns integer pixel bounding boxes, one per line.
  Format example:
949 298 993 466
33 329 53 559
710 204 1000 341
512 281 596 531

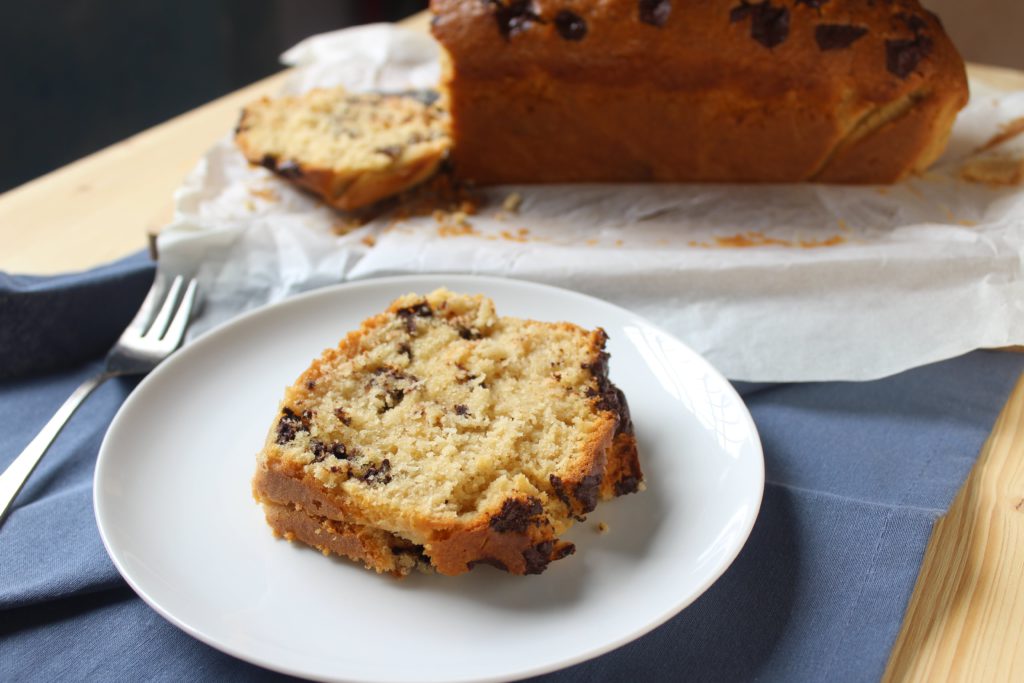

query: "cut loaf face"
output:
235 87 450 211
252 288 642 576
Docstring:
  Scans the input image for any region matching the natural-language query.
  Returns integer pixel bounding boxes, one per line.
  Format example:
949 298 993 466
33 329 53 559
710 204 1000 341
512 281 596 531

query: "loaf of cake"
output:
431 0 969 184
252 288 641 576
235 88 450 211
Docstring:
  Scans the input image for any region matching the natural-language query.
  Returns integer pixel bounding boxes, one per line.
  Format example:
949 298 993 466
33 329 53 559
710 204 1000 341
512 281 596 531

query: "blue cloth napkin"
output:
2 254 1023 682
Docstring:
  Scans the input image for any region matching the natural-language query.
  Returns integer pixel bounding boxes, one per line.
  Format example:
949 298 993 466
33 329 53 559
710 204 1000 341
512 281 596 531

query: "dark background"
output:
0 0 428 193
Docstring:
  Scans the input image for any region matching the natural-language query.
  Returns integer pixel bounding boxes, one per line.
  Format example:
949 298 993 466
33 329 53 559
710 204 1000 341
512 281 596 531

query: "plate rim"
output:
94 273 765 683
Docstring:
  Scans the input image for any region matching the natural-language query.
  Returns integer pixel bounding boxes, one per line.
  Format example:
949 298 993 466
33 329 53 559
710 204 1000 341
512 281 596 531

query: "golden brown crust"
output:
430 0 968 184
260 500 425 576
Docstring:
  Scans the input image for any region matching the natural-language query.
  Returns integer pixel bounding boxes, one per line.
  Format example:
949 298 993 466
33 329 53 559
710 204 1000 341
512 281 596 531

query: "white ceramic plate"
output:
94 275 764 683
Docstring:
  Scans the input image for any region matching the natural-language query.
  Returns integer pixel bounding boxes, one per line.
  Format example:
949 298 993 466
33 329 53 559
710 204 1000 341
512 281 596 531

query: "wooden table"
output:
2 11 1022 682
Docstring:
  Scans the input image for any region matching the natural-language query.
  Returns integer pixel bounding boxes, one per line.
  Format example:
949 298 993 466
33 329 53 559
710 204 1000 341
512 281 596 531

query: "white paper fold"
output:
158 24 1024 382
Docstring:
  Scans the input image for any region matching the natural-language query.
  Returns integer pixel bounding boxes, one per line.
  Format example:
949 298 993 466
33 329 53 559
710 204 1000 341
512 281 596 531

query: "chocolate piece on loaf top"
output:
487 0 544 39
554 10 587 40
730 0 790 49
815 23 869 51
637 0 671 27
885 10 934 79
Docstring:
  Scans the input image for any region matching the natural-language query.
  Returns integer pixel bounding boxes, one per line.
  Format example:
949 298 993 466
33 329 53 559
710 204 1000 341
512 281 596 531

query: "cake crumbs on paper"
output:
689 231 847 249
383 218 406 233
435 206 481 238
332 214 369 236
596 521 609 534
438 221 480 238
392 172 481 219
249 185 279 202
499 228 530 243
501 192 523 213
361 234 377 247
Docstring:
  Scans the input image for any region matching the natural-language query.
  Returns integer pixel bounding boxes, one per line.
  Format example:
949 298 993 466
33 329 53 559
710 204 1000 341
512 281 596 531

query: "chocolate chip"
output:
311 439 348 463
334 408 352 426
397 302 433 318
549 474 578 518
362 458 392 485
573 474 602 515
794 0 828 8
454 404 470 416
489 497 543 533
554 10 587 40
381 388 405 412
455 365 479 384
392 543 430 565
375 145 402 160
372 366 415 380
549 474 568 501
370 366 417 413
396 302 433 335
488 0 543 40
305 380 316 390
552 542 576 561
276 160 303 178
614 475 641 496
467 557 509 572
458 326 481 340
897 12 928 34
730 1 789 49
310 439 327 462
886 34 932 79
259 154 278 171
815 24 868 51
638 0 670 27
398 343 413 361
275 408 305 444
522 540 555 575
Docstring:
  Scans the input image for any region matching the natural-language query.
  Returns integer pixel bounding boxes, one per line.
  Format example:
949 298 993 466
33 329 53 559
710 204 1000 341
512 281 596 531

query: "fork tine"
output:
159 278 198 347
124 275 167 335
143 275 184 340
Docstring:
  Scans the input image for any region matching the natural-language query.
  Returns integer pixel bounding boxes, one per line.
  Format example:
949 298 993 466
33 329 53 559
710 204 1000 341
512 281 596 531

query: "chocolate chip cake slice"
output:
235 87 450 211
252 288 642 577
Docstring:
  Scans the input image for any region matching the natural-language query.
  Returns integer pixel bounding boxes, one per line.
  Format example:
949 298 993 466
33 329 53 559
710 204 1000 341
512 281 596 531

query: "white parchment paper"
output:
158 24 1024 382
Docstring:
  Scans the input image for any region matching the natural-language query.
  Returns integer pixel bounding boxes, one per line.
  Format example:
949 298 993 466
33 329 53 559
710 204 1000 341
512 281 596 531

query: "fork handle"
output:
0 373 111 526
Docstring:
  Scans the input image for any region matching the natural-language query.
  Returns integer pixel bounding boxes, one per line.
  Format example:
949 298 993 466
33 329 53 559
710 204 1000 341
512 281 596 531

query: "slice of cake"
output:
252 288 642 576
235 87 450 211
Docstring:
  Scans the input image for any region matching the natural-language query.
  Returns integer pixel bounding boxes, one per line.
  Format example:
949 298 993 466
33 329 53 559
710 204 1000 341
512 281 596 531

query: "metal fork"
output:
0 275 198 525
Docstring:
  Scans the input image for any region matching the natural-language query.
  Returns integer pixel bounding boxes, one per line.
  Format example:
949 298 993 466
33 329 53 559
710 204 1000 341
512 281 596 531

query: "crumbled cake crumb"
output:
501 192 523 213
